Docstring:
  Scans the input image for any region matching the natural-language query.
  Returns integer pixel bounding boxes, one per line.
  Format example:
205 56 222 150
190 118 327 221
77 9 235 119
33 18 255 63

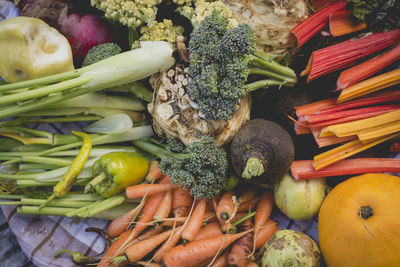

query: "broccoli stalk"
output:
187 11 298 121
132 136 228 199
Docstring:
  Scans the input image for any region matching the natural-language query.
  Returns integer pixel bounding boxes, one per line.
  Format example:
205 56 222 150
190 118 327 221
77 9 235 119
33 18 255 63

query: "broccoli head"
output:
91 0 162 28
82 43 122 67
132 136 228 199
187 11 298 121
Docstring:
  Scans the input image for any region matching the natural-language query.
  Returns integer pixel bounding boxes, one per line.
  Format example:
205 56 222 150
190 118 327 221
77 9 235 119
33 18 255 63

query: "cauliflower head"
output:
139 19 184 43
91 0 162 28
175 0 238 27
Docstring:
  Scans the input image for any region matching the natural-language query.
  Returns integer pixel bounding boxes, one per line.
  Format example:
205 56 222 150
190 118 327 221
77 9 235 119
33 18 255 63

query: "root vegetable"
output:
261 230 321 267
222 0 310 58
163 230 253 267
19 0 115 61
228 219 253 267
231 119 294 186
274 173 326 220
148 64 251 147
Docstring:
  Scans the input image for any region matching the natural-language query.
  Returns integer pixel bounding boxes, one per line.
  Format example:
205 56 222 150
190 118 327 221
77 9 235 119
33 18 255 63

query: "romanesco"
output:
90 0 162 28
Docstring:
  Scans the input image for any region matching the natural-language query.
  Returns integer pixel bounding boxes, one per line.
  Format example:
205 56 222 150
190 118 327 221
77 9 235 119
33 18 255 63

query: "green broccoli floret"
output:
82 43 122 67
187 11 298 121
132 136 228 199
91 0 162 28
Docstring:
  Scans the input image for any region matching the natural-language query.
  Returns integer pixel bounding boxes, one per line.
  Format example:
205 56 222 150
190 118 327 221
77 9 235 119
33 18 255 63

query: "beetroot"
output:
58 13 114 60
18 0 115 62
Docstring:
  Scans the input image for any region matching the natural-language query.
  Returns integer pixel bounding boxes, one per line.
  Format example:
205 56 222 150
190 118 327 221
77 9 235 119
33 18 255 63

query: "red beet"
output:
18 0 115 61
58 13 114 60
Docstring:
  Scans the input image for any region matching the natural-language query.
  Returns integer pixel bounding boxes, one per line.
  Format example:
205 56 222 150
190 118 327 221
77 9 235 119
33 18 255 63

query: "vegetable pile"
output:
0 0 399 266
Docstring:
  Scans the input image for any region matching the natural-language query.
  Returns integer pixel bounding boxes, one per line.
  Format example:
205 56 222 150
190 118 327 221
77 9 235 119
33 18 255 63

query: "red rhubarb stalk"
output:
390 142 400 153
295 98 337 118
305 105 400 124
310 107 400 128
307 29 400 82
337 44 400 90
329 10 366 38
319 90 400 114
311 0 338 10
291 1 348 47
295 123 312 135
291 158 400 180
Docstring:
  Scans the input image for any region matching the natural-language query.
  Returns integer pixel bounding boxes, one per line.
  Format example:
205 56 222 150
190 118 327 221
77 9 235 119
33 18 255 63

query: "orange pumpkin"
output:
318 173 400 267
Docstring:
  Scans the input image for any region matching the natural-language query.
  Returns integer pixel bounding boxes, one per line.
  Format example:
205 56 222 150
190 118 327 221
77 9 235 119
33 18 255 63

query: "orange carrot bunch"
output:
97 178 279 267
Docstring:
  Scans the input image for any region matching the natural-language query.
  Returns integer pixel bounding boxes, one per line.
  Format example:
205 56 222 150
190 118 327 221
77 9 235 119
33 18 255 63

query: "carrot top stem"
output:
232 211 256 227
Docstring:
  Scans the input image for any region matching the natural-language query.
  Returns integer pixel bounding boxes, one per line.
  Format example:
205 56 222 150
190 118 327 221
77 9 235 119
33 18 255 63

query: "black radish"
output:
230 119 294 186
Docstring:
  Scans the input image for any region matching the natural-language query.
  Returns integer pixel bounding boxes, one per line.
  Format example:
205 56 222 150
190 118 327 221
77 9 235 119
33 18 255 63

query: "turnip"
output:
274 173 326 220
261 230 321 267
230 119 294 186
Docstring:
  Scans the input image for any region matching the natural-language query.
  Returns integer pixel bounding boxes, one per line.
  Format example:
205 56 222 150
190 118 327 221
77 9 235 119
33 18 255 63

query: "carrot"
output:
238 189 257 204
100 191 166 266
153 224 185 262
123 226 183 263
253 191 274 254
213 197 233 233
228 219 254 267
153 197 196 263
153 189 173 223
108 204 142 238
210 250 229 267
162 230 253 267
217 192 236 221
237 198 259 213
182 198 207 243
172 187 193 218
230 189 257 221
254 220 279 250
145 160 163 183
136 261 161 267
192 222 223 241
126 183 178 199
160 217 187 227
99 226 163 267
98 229 131 267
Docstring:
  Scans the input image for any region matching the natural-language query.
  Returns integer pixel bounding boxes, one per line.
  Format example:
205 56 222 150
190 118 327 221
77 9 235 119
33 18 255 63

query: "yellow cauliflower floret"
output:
91 0 162 28
173 0 194 5
139 19 184 43
191 0 237 27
